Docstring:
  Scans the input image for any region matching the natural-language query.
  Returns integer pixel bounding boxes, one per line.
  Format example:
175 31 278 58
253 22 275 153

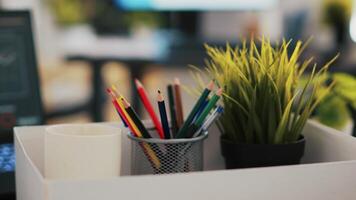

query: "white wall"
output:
201 0 325 42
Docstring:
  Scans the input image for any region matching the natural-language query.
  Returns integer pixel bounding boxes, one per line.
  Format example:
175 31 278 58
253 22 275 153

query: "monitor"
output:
0 10 43 198
0 10 43 143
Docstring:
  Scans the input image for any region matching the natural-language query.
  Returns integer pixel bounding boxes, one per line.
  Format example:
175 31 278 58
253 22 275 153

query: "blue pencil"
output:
116 109 128 127
193 98 209 123
157 90 171 139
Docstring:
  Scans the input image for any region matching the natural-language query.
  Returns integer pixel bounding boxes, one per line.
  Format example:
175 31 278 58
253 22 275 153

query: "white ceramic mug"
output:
45 124 121 180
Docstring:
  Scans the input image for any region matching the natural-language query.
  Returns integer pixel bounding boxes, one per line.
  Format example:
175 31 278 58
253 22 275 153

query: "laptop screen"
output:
0 11 43 173
0 144 14 173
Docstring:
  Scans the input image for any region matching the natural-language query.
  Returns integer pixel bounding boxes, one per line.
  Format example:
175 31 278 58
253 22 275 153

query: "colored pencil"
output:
175 80 214 138
186 88 223 138
106 88 140 136
202 106 224 129
167 84 178 136
157 90 171 139
194 88 223 127
193 98 209 123
121 97 163 168
110 98 128 127
142 143 161 169
109 86 128 127
179 106 224 157
110 87 143 137
192 106 224 137
135 79 165 139
111 85 131 127
112 101 127 127
121 97 152 138
107 89 160 169
174 78 184 128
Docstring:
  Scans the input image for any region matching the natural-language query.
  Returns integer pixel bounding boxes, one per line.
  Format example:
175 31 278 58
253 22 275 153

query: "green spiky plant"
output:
192 38 338 144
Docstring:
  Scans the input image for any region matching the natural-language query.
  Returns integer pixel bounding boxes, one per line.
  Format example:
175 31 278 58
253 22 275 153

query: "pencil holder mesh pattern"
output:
128 130 208 175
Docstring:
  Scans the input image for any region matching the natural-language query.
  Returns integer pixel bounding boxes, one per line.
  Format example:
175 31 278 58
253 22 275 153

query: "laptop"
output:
0 10 44 198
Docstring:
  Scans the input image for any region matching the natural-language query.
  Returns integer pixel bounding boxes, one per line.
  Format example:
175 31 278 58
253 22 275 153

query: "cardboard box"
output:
15 121 356 200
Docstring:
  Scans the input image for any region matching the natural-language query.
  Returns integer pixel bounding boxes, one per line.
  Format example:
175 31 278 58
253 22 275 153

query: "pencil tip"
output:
216 88 223 95
111 85 117 90
157 90 164 101
135 79 142 87
121 97 130 107
106 88 115 99
207 80 215 90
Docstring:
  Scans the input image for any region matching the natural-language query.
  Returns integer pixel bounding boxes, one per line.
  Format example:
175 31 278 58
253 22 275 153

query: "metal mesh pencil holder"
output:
128 129 208 175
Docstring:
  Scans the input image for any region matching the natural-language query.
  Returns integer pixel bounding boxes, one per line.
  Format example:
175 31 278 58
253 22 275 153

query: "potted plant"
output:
194 38 337 169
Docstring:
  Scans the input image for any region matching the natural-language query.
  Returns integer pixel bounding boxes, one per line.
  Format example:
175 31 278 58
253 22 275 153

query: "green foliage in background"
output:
46 0 163 29
314 73 356 129
122 12 164 29
332 73 356 108
193 38 337 144
315 96 349 129
45 0 90 25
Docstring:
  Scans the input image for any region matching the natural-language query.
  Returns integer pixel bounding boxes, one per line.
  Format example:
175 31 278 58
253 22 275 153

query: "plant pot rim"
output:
220 135 305 146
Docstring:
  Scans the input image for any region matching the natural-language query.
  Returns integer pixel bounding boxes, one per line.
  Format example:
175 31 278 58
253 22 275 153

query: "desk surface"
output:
14 121 356 200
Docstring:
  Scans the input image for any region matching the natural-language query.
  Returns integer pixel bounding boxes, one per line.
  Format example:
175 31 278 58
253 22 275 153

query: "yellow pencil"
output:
111 85 161 168
112 86 142 137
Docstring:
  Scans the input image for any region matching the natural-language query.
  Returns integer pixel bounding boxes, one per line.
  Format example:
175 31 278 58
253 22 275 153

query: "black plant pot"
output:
220 136 306 169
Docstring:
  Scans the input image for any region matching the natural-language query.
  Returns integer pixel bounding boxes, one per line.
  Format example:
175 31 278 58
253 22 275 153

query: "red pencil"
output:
106 88 138 137
135 79 165 139
107 88 161 169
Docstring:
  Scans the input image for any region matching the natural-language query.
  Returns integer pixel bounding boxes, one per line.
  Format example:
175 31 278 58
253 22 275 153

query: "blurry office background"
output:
0 0 354 124
0 1 356 198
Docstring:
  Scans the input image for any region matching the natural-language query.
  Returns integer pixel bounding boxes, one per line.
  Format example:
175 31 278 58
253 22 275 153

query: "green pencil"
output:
167 84 178 137
186 88 222 138
194 88 222 127
175 80 215 138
